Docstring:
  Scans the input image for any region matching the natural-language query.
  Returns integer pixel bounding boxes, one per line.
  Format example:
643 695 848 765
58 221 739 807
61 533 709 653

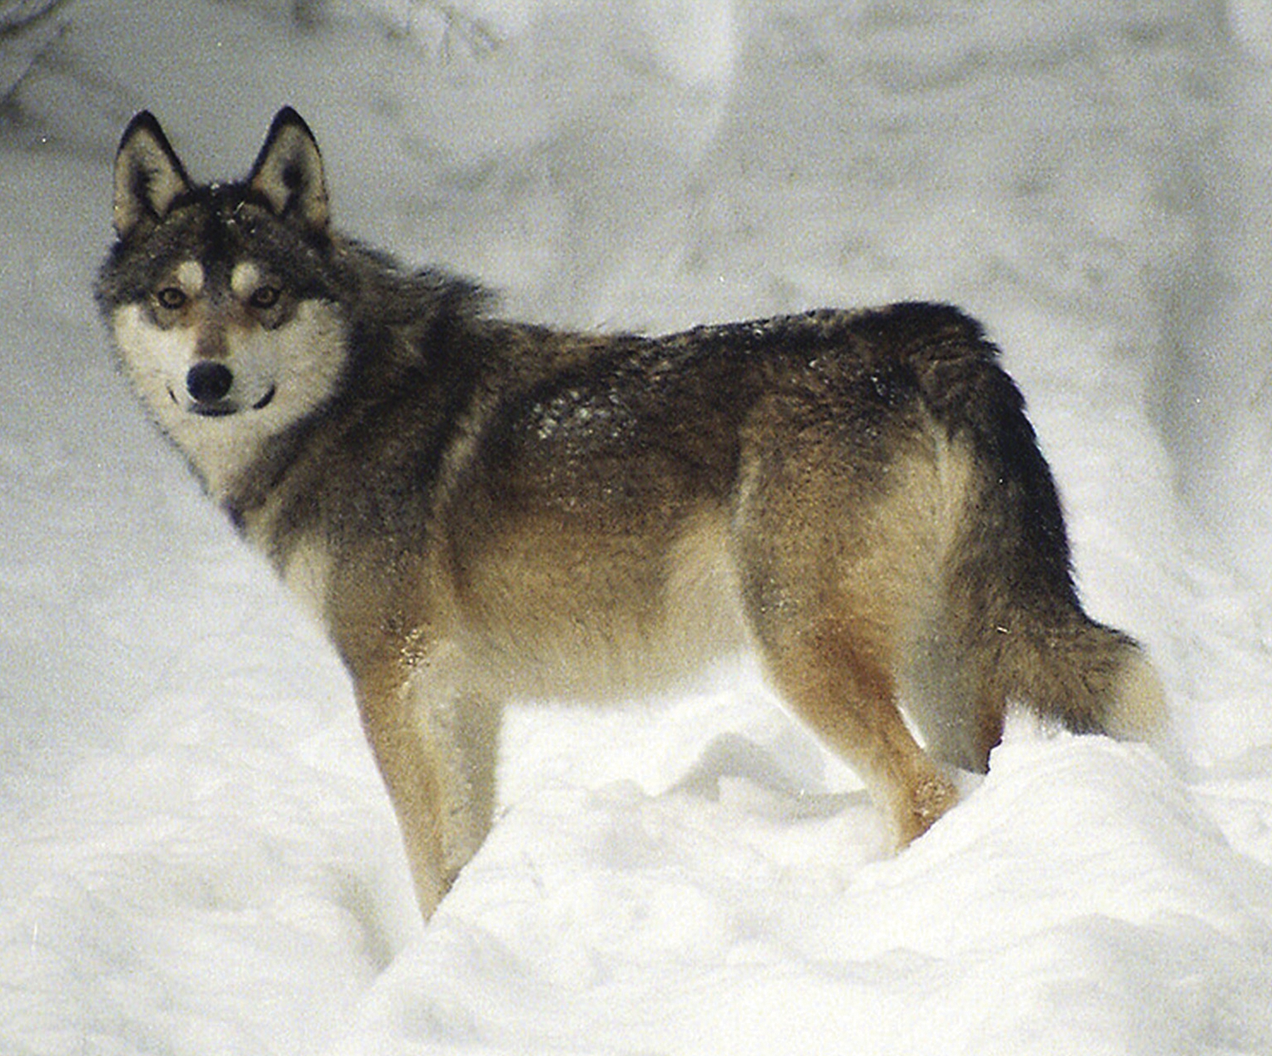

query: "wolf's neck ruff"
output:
98 108 1167 921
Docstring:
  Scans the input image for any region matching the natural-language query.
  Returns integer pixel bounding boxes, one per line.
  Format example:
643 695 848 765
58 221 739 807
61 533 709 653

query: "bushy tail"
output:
871 303 1168 764
998 616 1168 743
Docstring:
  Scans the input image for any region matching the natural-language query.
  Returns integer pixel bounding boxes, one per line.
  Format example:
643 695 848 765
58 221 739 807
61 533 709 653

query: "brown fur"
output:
99 108 1168 919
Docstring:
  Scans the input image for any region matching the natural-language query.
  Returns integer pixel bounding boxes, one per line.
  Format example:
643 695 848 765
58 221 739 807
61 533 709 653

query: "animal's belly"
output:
453 513 750 702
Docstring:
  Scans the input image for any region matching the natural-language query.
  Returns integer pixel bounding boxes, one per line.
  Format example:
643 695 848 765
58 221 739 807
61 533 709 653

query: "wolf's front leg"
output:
351 658 502 919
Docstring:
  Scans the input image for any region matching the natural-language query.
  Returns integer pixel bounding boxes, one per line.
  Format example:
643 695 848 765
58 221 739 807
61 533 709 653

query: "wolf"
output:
97 108 1166 919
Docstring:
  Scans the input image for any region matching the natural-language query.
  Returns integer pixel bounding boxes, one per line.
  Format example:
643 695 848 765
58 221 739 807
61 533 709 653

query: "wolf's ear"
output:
248 107 329 232
113 111 192 239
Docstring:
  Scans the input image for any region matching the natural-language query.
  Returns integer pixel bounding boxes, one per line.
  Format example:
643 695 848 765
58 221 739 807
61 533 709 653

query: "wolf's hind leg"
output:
741 634 956 846
758 615 958 846
733 415 960 845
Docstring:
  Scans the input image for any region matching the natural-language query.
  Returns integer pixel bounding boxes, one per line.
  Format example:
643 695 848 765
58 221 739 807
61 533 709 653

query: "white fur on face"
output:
111 298 347 499
230 261 261 299
175 260 205 295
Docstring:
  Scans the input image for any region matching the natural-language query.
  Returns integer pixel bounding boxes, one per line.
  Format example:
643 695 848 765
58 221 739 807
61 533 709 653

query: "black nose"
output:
186 362 234 403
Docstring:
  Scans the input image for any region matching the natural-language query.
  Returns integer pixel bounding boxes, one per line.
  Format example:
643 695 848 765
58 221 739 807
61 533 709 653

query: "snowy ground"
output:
3 0 1272 1052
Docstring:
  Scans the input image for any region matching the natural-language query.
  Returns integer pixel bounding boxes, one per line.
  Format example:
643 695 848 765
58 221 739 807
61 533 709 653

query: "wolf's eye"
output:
156 287 187 310
249 286 280 309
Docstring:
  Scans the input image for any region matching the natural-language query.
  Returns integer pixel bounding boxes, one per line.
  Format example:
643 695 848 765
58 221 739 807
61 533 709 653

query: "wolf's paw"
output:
894 771 959 848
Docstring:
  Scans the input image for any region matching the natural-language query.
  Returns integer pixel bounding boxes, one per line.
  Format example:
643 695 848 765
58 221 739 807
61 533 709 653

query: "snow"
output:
3 0 1272 1052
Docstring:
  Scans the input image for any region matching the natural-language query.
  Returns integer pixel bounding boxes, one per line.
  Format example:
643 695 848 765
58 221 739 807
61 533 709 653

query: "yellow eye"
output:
156 287 187 310
249 286 280 309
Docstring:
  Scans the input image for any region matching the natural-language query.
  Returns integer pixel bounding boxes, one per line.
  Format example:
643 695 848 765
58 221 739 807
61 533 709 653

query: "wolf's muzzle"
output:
181 361 277 417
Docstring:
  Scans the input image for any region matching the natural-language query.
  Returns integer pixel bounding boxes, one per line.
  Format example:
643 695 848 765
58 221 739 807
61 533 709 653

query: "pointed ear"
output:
248 107 329 231
113 111 192 239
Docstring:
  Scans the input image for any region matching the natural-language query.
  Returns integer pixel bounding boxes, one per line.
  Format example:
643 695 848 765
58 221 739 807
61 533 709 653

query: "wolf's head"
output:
97 108 349 496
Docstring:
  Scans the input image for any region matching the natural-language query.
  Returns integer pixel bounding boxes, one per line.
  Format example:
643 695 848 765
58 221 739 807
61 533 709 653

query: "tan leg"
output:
732 429 959 846
351 654 502 919
354 666 448 916
762 616 957 846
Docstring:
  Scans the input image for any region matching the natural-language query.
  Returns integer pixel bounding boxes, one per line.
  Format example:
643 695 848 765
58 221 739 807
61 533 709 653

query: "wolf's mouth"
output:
168 384 277 416
191 402 236 417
